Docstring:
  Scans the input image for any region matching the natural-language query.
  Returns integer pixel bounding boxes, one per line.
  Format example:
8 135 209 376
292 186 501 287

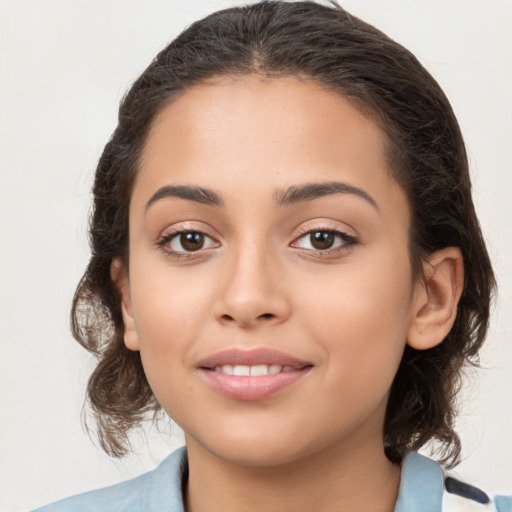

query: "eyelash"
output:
291 226 358 257
156 227 358 260
156 229 219 259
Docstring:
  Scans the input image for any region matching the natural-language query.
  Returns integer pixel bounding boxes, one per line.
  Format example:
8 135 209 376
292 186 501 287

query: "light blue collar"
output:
394 451 444 512
148 446 188 511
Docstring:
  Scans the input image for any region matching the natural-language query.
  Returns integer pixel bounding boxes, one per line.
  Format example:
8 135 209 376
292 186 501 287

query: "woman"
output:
27 1 510 510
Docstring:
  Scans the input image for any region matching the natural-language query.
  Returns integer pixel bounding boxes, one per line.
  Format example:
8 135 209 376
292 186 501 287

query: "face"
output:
119 76 423 467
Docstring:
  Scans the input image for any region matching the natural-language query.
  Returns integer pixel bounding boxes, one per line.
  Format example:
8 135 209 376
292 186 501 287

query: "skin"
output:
113 76 464 512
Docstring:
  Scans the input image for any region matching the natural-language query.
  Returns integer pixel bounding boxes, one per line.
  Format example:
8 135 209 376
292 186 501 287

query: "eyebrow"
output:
274 181 379 211
145 181 379 211
145 185 225 209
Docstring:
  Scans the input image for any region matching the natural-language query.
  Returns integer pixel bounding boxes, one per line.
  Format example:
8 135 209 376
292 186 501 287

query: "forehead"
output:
134 75 407 222
143 75 387 171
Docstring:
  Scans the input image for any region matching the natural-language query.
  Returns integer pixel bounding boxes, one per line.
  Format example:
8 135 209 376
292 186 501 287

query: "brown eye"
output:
179 232 205 251
309 231 335 250
292 228 357 254
160 230 218 255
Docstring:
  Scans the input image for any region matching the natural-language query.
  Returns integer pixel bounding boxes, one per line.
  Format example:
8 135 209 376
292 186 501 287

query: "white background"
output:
0 1 511 510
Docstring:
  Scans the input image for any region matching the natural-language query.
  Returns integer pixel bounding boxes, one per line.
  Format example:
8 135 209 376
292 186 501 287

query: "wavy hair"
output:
71 0 495 466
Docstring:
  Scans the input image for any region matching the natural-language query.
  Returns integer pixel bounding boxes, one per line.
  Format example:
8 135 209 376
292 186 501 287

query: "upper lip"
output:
197 348 312 369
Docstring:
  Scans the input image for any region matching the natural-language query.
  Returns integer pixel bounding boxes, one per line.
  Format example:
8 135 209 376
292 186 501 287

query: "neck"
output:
184 435 401 512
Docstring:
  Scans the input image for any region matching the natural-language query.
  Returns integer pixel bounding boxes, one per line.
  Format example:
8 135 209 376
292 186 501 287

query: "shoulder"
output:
29 446 188 512
395 451 512 512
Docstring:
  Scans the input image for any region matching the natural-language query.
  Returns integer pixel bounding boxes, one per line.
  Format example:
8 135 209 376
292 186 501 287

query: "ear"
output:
111 258 140 351
407 247 464 350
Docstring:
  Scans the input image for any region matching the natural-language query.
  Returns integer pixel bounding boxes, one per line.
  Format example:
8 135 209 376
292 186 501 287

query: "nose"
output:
213 243 292 329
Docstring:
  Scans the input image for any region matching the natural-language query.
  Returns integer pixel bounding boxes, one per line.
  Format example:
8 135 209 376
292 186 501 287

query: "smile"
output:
213 364 296 376
197 348 313 401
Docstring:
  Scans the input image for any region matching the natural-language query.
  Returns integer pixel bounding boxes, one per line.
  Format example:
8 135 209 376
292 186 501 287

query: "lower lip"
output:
198 367 312 401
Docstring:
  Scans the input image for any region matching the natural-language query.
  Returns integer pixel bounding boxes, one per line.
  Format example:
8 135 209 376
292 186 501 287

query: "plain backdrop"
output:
1 1 511 510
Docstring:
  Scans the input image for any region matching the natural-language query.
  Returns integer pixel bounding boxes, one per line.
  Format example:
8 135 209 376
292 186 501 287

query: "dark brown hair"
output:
72 0 495 466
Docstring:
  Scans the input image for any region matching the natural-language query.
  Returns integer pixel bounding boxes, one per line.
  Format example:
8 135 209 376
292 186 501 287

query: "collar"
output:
394 451 444 512
147 446 187 512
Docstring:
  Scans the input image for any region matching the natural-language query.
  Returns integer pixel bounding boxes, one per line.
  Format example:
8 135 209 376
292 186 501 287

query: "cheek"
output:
127 262 217 397
294 251 413 391
127 277 202 417
130 260 212 339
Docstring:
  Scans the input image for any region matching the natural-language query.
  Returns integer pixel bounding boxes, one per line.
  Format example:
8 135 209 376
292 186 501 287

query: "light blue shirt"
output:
31 447 511 512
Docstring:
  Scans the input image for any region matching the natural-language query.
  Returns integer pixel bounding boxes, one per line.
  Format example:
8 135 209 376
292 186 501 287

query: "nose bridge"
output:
215 232 290 328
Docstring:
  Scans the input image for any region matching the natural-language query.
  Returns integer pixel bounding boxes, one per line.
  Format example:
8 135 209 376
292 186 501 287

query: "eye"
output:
157 230 219 256
291 229 357 253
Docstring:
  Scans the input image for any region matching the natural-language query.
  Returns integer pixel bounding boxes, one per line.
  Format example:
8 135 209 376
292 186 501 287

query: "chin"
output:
186 425 326 469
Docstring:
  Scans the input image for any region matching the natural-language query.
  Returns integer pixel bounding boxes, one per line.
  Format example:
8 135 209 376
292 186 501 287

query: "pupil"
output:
311 231 334 250
181 232 204 251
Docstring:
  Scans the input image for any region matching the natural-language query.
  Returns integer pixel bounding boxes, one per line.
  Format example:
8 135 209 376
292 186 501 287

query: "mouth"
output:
210 364 303 376
196 348 313 401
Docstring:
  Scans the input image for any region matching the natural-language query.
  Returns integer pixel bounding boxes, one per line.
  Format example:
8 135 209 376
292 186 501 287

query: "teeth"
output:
268 365 281 374
233 365 250 376
213 364 295 376
250 364 269 376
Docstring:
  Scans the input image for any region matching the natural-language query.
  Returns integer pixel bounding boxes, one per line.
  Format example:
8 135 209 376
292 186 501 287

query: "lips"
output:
197 347 311 369
196 348 313 401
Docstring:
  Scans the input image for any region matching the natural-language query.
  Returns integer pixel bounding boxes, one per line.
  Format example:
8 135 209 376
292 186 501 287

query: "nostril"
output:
217 311 281 326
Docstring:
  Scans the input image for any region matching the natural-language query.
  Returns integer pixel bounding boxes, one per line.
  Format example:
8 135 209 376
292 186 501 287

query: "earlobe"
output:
407 247 464 351
110 258 140 351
